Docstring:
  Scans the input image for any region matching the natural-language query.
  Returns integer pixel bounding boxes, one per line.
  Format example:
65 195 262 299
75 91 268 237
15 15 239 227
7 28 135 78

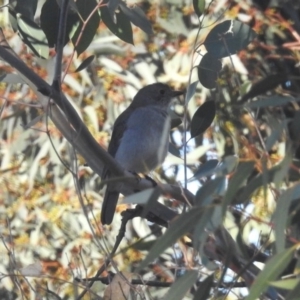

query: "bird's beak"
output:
171 90 185 97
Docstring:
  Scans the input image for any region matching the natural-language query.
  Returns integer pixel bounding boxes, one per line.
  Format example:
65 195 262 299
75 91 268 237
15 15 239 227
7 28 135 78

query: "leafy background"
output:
0 0 300 299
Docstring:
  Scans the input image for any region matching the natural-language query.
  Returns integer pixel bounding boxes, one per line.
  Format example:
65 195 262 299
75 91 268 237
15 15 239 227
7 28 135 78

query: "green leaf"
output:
16 14 49 58
270 278 300 290
222 161 255 213
163 270 198 300
72 0 100 56
246 246 295 300
286 280 300 300
119 3 153 34
137 207 204 271
274 183 300 253
100 4 134 44
190 101 216 138
204 20 257 58
198 53 222 89
195 176 226 206
193 0 206 17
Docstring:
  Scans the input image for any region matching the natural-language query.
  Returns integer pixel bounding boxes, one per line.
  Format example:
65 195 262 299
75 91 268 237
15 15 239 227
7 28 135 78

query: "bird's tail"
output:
101 188 119 225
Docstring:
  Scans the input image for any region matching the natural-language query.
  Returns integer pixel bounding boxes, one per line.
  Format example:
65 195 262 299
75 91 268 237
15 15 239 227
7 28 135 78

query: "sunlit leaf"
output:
193 0 206 17
190 101 216 138
16 14 49 58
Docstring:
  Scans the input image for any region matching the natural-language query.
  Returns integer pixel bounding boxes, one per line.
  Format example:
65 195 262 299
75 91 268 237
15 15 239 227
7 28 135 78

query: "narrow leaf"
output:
222 161 255 213
74 55 95 72
163 270 198 300
138 207 203 271
119 3 153 34
191 159 219 180
246 246 295 300
274 184 300 253
100 3 134 44
240 74 288 103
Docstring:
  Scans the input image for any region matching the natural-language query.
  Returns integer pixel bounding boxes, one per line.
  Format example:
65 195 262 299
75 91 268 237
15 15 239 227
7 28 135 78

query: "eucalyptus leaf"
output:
198 53 222 89
72 0 100 56
74 55 95 72
204 20 257 58
246 246 295 300
119 3 153 34
193 0 206 17
16 14 49 58
163 270 198 300
190 101 216 139
274 183 300 253
138 207 204 271
222 161 255 213
100 3 134 44
192 159 219 180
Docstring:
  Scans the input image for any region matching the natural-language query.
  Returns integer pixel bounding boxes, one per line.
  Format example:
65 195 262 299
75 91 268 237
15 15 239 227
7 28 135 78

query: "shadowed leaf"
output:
240 74 288 103
119 3 153 34
204 20 256 58
198 53 222 89
190 100 216 138
74 55 95 72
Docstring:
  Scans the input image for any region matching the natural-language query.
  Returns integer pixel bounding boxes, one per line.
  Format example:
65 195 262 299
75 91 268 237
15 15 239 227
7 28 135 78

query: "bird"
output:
101 83 184 225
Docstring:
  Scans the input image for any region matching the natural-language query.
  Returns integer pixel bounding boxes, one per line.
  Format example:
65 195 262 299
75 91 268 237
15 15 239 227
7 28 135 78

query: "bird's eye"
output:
159 89 165 95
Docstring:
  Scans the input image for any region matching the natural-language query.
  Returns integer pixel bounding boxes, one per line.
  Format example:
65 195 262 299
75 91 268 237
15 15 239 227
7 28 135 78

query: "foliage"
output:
0 0 300 299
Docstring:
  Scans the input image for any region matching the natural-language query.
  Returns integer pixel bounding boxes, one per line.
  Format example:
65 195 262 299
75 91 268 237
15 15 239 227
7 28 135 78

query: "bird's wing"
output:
102 107 133 179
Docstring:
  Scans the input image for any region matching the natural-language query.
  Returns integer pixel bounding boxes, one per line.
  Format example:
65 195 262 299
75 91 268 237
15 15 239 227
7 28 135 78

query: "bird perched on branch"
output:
101 83 184 225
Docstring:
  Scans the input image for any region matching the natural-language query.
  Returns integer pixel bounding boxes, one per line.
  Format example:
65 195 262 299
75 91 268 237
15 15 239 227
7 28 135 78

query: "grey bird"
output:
101 83 183 225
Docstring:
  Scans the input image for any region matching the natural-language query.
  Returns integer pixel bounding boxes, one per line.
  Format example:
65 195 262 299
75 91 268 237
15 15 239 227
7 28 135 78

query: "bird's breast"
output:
114 107 170 173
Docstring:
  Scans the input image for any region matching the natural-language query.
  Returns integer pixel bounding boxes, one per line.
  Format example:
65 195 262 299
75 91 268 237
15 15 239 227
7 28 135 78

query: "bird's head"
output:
131 83 184 109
